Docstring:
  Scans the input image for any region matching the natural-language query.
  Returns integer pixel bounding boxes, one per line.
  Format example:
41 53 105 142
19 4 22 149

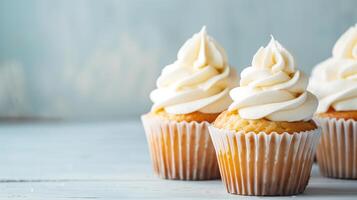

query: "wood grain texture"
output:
0 120 356 199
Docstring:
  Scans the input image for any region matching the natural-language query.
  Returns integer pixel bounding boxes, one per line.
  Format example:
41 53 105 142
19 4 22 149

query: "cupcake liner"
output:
209 126 320 196
314 117 357 179
141 114 220 180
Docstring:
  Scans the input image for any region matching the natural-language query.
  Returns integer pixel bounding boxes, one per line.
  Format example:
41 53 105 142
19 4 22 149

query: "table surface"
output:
0 120 357 200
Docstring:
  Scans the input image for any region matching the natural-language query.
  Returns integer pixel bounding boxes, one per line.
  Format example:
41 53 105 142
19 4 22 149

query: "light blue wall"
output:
0 0 356 119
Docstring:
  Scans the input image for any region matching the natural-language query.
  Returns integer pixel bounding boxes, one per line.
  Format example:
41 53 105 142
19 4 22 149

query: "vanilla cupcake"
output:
141 26 238 180
209 37 320 195
309 24 357 179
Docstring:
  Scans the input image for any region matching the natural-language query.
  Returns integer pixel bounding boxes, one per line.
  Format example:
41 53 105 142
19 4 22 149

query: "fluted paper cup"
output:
141 114 220 180
209 126 320 196
314 117 357 179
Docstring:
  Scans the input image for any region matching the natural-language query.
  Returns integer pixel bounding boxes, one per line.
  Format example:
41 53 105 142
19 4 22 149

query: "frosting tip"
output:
200 26 207 34
270 34 275 41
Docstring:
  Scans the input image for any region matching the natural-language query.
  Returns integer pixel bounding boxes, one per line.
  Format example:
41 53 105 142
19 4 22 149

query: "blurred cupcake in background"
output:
141 26 238 180
209 37 320 195
309 24 357 179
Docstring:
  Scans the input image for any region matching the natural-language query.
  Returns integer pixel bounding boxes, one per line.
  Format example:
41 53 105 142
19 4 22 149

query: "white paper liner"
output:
314 117 357 179
209 126 320 196
141 115 220 180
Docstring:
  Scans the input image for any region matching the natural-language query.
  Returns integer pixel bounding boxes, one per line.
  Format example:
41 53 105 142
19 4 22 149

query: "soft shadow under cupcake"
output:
305 182 357 196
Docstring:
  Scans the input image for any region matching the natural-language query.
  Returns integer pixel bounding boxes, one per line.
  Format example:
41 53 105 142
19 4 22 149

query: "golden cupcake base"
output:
315 117 357 179
214 111 317 134
209 126 320 196
141 114 220 180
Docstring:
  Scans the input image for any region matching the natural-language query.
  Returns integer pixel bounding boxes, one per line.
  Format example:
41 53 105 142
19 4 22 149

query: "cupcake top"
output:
309 24 357 113
228 37 318 122
150 26 238 114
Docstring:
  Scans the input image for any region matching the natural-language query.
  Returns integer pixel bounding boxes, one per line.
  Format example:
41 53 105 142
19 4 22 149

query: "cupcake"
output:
209 37 320 195
141 26 238 180
309 24 357 179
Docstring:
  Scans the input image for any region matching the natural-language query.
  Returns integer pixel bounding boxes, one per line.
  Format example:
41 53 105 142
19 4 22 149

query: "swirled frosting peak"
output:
309 24 357 113
333 24 357 60
229 37 318 122
150 26 238 114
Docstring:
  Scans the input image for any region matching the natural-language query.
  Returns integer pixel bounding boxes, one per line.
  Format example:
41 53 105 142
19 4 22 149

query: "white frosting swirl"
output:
150 26 238 114
229 37 318 122
309 24 357 113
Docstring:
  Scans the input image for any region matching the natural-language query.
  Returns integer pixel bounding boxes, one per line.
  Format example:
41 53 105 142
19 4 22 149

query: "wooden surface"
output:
0 120 357 199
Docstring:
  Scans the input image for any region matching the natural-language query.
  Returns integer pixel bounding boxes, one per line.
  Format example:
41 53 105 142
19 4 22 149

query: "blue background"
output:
0 0 356 119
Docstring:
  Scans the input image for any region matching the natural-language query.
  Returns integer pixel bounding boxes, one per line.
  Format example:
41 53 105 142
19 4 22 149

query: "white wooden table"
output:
0 120 356 199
